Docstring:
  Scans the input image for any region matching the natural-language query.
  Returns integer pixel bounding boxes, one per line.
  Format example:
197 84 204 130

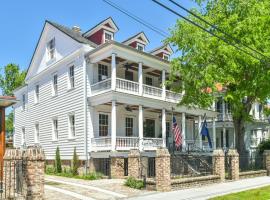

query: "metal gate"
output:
0 158 27 199
147 157 156 178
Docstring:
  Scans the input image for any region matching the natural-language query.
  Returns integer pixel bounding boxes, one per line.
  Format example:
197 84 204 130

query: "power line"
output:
103 0 169 38
152 0 262 61
168 0 270 61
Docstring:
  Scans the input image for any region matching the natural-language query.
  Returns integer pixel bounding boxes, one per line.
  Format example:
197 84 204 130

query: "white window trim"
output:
98 112 111 137
163 54 170 61
68 113 76 139
22 94 26 111
34 84 40 104
34 123 40 144
68 65 75 90
103 30 114 43
21 127 26 146
46 38 56 62
136 43 145 52
125 116 135 136
52 118 59 141
52 73 58 97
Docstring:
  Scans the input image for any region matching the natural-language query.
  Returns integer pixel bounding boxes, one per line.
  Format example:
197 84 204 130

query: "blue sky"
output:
0 0 196 72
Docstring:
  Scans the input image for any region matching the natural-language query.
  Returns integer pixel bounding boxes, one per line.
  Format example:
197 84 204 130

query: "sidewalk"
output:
127 176 270 200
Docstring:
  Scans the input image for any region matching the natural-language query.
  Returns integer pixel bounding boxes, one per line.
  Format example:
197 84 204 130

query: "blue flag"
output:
200 119 212 148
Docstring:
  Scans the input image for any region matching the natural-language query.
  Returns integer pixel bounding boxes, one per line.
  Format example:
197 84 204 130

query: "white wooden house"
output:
13 18 218 166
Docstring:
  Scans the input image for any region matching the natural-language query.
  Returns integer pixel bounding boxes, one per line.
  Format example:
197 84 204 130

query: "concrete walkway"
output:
127 176 270 200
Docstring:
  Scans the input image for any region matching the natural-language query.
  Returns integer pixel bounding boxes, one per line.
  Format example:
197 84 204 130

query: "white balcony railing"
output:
116 78 139 93
116 137 139 150
91 78 111 94
90 78 181 102
142 137 163 150
91 137 111 151
143 84 163 97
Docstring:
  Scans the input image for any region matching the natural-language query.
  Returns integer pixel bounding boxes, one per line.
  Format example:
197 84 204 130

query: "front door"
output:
144 119 155 138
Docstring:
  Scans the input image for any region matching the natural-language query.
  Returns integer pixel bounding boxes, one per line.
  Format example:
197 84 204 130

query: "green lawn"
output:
209 186 270 200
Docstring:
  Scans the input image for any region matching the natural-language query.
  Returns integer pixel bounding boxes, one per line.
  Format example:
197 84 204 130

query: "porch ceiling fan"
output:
123 62 133 71
125 105 133 112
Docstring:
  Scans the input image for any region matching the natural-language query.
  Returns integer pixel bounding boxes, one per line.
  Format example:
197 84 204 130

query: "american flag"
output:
172 116 182 148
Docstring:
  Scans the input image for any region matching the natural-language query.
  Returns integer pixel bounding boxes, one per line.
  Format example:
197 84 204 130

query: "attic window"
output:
137 43 144 52
47 38 55 60
104 31 113 43
163 54 169 61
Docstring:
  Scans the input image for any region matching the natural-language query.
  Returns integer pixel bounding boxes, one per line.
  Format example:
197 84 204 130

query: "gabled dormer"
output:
122 32 149 52
83 17 119 45
149 44 173 61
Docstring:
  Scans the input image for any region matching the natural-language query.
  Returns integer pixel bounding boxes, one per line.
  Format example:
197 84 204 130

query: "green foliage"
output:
55 147 62 173
167 0 270 152
258 139 270 154
5 112 14 134
0 63 26 96
45 165 55 175
124 177 145 190
71 147 80 176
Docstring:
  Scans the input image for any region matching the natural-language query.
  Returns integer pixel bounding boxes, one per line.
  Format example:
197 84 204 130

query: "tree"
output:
0 63 26 96
55 147 62 173
71 147 80 176
167 0 270 154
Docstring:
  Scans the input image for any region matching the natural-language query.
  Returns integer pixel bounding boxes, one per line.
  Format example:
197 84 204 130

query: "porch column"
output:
162 69 166 100
182 112 186 149
138 62 143 96
111 53 116 90
162 108 166 148
139 105 144 151
212 117 216 149
111 100 117 151
198 115 202 149
223 127 226 148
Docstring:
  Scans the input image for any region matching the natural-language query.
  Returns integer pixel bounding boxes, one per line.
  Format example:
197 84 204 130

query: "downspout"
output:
83 54 89 173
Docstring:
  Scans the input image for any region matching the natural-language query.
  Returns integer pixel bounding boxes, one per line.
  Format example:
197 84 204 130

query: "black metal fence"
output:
239 153 264 172
171 154 213 178
95 158 111 177
147 157 156 178
0 159 27 200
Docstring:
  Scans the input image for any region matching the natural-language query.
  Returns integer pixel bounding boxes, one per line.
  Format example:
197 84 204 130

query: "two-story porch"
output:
86 41 218 154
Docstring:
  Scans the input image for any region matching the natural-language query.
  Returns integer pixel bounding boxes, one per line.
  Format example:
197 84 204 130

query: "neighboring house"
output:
13 17 217 170
207 98 270 154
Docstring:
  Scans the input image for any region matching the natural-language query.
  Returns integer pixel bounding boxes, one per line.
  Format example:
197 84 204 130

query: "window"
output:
166 122 170 138
145 77 153 86
35 123 39 143
47 38 55 60
53 74 58 96
137 43 144 52
144 119 155 138
22 94 26 111
125 117 134 136
69 115 75 138
163 54 169 61
104 31 113 43
69 65 75 89
125 70 133 81
35 85 39 103
98 64 108 81
22 127 26 145
99 114 108 136
52 119 58 141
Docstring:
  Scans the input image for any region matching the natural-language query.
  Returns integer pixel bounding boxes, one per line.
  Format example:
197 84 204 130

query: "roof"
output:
149 44 174 54
122 31 150 45
0 96 18 108
83 17 119 37
86 40 170 65
46 21 97 47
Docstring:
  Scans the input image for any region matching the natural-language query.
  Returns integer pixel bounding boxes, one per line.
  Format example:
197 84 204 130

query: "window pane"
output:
125 118 133 136
99 114 108 136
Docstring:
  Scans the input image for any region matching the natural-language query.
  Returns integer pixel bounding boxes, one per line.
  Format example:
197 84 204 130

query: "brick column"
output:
128 149 141 178
24 147 45 200
110 157 124 178
212 149 225 181
227 149 239 180
3 149 23 199
263 150 270 176
155 148 171 192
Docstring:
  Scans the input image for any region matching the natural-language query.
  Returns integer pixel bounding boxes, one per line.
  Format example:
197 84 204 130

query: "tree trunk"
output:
233 116 246 155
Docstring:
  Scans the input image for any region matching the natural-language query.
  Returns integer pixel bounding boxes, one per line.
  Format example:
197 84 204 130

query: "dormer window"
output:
47 38 55 60
104 31 113 43
137 43 144 52
163 54 169 61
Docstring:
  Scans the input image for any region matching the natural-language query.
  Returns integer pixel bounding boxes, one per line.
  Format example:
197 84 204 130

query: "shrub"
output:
124 177 145 190
79 172 103 180
55 147 62 173
45 165 55 175
258 139 270 154
71 147 80 176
